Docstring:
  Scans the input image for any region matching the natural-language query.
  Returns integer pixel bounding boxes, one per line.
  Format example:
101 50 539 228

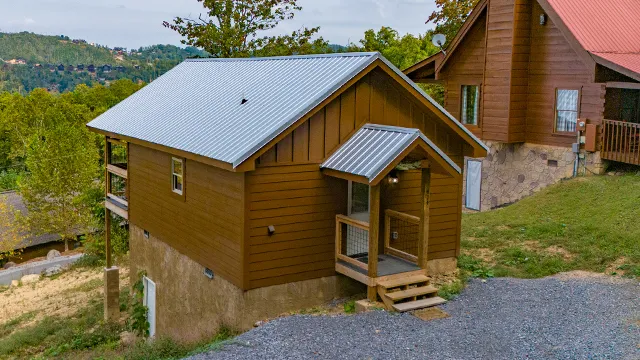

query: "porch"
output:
601 85 640 165
320 124 461 311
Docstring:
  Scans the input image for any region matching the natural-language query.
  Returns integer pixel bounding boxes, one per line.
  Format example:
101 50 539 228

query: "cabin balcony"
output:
105 138 128 219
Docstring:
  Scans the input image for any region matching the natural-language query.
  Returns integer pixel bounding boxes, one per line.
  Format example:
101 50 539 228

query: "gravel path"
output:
189 274 640 360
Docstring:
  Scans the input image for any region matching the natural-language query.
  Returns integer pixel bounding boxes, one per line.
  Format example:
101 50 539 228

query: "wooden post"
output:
418 165 431 270
367 184 380 301
104 137 112 268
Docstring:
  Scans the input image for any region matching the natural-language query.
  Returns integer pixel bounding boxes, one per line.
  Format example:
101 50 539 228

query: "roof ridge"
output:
185 52 380 62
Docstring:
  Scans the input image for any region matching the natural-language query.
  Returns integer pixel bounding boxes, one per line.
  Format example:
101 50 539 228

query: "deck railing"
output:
384 209 420 264
601 119 640 165
335 214 369 271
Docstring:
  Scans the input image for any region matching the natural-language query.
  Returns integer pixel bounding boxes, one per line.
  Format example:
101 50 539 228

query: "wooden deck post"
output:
367 184 380 301
418 164 431 270
103 136 119 321
104 137 112 269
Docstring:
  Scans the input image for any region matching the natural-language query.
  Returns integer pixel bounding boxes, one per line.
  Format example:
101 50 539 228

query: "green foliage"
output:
348 27 440 71
458 254 494 278
128 272 150 337
343 300 356 314
462 176 640 278
437 280 466 300
0 169 20 191
163 0 329 57
0 311 37 338
427 0 481 46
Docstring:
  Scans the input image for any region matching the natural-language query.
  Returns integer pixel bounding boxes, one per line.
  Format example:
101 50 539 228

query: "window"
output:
555 89 580 132
171 158 184 195
621 89 640 123
461 85 480 125
142 276 156 338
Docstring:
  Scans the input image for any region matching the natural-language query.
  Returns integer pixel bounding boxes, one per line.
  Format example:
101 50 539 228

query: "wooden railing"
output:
601 119 640 165
335 214 369 271
384 209 420 264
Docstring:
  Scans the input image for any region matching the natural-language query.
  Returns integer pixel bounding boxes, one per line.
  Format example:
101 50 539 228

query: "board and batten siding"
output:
128 143 245 288
246 68 465 289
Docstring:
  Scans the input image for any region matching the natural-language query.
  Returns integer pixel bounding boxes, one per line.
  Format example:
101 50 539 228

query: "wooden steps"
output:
376 274 446 312
384 285 438 301
392 296 447 312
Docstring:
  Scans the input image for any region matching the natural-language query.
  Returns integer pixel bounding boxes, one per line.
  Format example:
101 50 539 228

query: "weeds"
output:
343 300 356 314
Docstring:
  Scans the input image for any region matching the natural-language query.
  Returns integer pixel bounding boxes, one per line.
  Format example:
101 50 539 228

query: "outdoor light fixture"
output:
267 225 276 235
388 170 399 184
540 13 547 25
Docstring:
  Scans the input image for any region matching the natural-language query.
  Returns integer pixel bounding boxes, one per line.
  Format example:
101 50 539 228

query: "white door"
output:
465 159 482 211
346 181 370 256
143 276 156 337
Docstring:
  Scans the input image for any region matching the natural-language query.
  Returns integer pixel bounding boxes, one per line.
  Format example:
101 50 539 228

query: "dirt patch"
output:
605 257 629 275
551 270 632 284
495 225 512 231
0 266 129 326
430 269 461 287
545 245 574 261
413 307 449 321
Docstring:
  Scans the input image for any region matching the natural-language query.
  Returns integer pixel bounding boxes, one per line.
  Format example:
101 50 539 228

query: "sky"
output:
0 0 437 49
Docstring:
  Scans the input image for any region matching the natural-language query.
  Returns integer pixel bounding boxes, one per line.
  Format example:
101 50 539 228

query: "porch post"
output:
418 164 431 270
367 184 380 301
103 136 119 321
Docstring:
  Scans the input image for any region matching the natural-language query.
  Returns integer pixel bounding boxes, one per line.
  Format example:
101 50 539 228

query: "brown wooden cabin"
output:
87 53 486 337
405 0 640 209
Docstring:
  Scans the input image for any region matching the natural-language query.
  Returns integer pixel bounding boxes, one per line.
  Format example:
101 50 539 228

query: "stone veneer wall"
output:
463 141 604 211
129 225 364 343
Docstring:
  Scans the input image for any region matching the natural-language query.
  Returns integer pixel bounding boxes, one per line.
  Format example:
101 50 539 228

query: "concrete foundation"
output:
103 266 120 321
129 225 365 343
427 258 457 275
464 141 604 211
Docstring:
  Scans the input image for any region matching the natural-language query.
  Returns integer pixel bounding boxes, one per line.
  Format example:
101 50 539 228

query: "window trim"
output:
553 87 582 134
460 84 481 127
171 157 185 198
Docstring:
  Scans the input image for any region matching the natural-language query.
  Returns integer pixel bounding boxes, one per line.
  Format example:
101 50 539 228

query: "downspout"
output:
573 127 581 177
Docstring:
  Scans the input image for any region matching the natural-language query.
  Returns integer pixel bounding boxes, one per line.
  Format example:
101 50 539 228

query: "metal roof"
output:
0 191 60 250
87 52 487 168
544 0 640 79
320 124 461 183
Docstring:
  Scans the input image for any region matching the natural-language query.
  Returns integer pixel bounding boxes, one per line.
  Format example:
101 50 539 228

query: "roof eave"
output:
591 53 640 83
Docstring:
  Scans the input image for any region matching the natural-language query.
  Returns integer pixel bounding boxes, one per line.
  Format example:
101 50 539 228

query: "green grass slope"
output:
461 175 640 278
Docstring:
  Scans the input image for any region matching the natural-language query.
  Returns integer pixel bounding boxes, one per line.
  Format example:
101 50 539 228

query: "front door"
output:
346 181 369 256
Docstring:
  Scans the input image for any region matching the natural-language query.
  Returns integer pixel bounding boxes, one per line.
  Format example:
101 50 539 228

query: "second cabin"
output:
87 52 487 342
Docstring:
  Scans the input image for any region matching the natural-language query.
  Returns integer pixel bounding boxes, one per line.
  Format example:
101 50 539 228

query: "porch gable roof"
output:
320 124 461 185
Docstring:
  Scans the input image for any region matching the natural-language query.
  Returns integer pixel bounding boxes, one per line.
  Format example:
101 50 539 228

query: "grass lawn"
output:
460 175 640 279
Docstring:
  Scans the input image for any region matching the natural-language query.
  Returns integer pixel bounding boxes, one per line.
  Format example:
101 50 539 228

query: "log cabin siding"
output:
525 2 605 146
440 9 487 139
247 69 466 288
128 143 245 287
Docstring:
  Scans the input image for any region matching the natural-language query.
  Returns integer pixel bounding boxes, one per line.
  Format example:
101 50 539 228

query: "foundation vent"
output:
547 160 558 167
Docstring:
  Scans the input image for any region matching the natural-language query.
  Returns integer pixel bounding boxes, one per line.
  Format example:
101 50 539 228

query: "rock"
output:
20 274 40 284
3 261 16 269
636 171 640 176
46 250 61 260
254 320 267 327
607 171 616 176
11 279 19 287
615 171 625 176
119 331 138 346
44 265 62 277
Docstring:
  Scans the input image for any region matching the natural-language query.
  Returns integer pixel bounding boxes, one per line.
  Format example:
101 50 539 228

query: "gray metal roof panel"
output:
87 53 379 167
320 124 461 183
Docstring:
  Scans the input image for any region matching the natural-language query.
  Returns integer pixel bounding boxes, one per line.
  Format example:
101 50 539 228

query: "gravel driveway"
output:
189 274 640 360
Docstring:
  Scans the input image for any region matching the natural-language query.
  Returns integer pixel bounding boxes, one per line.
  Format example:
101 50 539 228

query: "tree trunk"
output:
64 238 69 252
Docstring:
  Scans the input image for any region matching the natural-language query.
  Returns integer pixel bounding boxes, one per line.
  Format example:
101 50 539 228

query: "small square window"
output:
461 85 480 125
555 89 579 132
171 158 184 195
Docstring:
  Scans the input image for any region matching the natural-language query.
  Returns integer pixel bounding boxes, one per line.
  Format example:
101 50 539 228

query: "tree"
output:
0 201 26 262
427 0 480 46
19 119 100 251
163 0 329 57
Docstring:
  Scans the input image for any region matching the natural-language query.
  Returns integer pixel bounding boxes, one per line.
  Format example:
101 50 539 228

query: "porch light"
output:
387 171 399 184
540 13 547 25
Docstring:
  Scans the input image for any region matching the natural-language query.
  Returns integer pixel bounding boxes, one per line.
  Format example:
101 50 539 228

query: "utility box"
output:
585 124 597 152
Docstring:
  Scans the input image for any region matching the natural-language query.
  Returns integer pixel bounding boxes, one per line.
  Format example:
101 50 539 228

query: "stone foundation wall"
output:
129 225 364 343
463 141 604 211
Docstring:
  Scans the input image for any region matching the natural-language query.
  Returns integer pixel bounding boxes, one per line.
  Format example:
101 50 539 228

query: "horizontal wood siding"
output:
246 165 347 289
508 0 531 142
247 69 466 288
525 2 605 147
483 0 515 142
384 170 461 260
440 9 487 139
129 144 245 287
